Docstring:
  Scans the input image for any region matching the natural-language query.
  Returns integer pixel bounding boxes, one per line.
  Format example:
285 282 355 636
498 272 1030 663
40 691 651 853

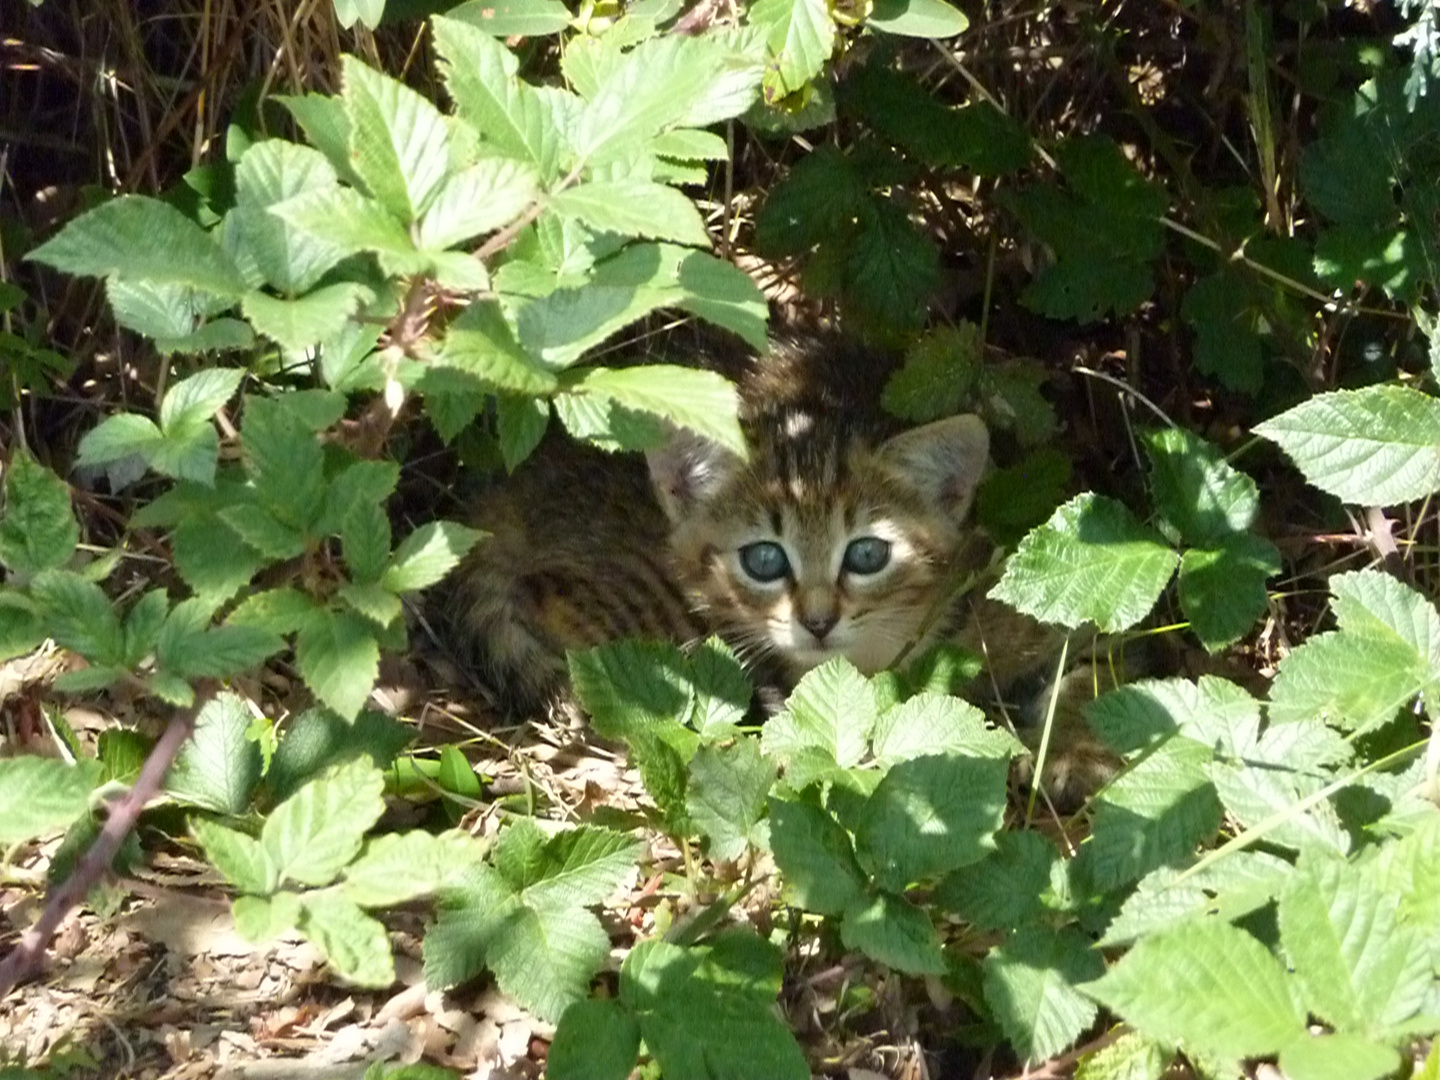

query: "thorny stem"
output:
0 682 215 1000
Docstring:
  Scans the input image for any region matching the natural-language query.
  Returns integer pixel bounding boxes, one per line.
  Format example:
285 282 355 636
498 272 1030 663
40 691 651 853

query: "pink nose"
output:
800 611 838 640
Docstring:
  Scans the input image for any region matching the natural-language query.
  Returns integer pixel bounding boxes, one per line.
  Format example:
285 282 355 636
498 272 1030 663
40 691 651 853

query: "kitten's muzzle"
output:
799 611 839 640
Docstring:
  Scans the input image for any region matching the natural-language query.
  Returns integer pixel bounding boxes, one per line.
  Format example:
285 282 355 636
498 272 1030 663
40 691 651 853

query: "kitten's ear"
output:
645 428 743 521
878 414 990 523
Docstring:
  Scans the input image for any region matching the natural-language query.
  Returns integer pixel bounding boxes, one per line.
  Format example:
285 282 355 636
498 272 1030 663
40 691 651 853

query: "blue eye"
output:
842 537 891 575
739 541 790 582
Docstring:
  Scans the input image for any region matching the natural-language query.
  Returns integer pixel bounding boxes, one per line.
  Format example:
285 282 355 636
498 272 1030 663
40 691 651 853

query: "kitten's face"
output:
650 414 989 680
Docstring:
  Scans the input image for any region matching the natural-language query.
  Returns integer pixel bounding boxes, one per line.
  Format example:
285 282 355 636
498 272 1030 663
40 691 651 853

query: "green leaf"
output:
447 0 574 37
269 187 424 272
686 636 751 737
27 195 246 296
496 394 550 469
342 501 392 585
1182 268 1265 394
975 447 1073 547
549 180 711 247
548 999 641 1080
431 16 574 179
761 657 877 771
242 283 374 352
937 829 1057 932
1278 856 1431 1038
1269 625 1434 734
231 139 349 292
1278 1034 1402 1080
573 364 745 457
266 707 414 802
686 738 776 861
382 521 484 593
0 452 78 578
242 395 326 530
1177 534 1280 652
341 830 483 908
652 129 729 161
880 323 981 423
0 757 99 845
854 753 1008 889
341 56 451 223
417 158 540 250
840 890 946 975
1073 1032 1172 1080
767 796 866 915
1142 426 1260 545
989 493 1179 633
620 935 809 1080
983 925 1105 1062
262 757 386 888
1331 566 1440 658
871 692 1023 766
554 390 667 451
1077 736 1222 891
76 413 164 472
296 891 395 987
1084 920 1306 1061
164 692 263 814
1253 384 1440 506
1207 755 1351 856
437 302 559 395
574 33 764 166
868 0 969 38
30 569 124 664
750 0 834 98
568 639 694 739
294 609 382 721
160 368 245 436
233 892 302 943
191 817 276 894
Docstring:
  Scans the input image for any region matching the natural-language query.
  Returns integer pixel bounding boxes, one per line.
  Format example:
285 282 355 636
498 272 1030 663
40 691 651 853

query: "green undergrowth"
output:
5 1 1440 1079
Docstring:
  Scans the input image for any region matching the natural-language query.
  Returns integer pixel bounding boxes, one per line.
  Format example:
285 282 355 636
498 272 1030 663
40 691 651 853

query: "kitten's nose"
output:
800 611 838 641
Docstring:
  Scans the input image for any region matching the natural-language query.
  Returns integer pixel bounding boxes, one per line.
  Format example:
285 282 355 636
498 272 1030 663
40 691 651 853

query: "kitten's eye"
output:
739 541 790 582
842 537 892 575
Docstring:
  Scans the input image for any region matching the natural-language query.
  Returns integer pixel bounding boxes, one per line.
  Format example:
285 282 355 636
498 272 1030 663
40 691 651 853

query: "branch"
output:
0 683 214 999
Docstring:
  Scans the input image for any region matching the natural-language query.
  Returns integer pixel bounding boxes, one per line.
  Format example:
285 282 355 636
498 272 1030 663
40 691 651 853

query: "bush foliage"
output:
4 1 1440 1079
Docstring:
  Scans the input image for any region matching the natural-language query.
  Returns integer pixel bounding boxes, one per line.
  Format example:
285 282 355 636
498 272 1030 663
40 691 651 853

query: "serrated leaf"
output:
937 829 1057 932
496 394 550 469
990 493 1179 633
687 739 776 861
295 609 381 721
231 139 349 292
761 657 876 771
549 180 710 247
840 890 946 974
1207 756 1351 855
768 796 866 915
1074 1032 1172 1080
297 891 395 987
1143 426 1260 545
262 757 386 888
1182 267 1265 394
28 195 246 296
341 57 450 223
1084 674 1261 755
1279 1034 1402 1080
554 389 667 451
751 0 834 97
417 158 540 250
1077 737 1222 891
1084 919 1306 1060
191 816 277 894
547 999 641 1080
266 707 414 803
1332 566 1440 661
1254 384 1440 506
159 368 246 437
242 283 373 353
686 636 751 737
0 452 79 578
30 568 124 664
232 892 302 942
1268 627 1433 733
438 301 559 395
620 935 809 1080
341 831 483 908
269 187 424 271
432 16 570 180
341 501 392 586
1178 534 1280 652
983 925 1104 1062
1278 856 1431 1038
0 757 100 845
381 521 484 593
868 0 969 38
855 753 1008 889
568 639 693 739
75 413 164 472
573 364 745 457
164 692 263 814
871 692 1022 765
880 323 981 423
241 395 326 530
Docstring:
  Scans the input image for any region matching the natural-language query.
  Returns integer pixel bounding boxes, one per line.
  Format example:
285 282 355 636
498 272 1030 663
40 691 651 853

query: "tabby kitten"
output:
450 331 1007 708
448 331 1119 801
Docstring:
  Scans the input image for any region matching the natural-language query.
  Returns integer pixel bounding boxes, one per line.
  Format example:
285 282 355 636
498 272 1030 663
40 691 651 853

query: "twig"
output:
0 682 214 1000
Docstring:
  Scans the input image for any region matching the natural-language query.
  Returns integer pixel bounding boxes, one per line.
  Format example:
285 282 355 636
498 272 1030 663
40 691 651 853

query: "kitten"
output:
448 331 1112 800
